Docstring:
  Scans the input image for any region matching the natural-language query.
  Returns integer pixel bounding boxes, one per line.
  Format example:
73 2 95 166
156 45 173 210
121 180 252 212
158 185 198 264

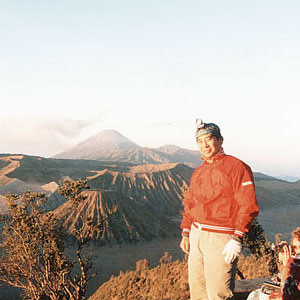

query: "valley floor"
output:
0 237 185 300
85 237 185 297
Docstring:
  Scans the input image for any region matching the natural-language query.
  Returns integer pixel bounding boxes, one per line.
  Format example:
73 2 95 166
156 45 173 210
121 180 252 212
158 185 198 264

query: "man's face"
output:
196 133 223 160
292 238 300 255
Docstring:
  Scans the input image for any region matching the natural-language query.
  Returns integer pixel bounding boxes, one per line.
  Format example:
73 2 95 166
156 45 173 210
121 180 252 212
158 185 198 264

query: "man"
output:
291 227 300 256
180 119 259 300
282 227 300 300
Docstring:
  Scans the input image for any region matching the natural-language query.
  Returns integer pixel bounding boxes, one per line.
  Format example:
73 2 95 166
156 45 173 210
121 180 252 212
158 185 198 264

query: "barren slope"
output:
88 163 193 217
53 189 179 244
51 163 194 243
0 154 133 185
0 155 23 185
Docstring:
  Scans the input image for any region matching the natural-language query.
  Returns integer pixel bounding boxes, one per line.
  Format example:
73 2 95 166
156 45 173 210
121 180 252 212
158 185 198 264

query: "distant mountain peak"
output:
53 129 202 166
80 129 141 149
54 129 141 159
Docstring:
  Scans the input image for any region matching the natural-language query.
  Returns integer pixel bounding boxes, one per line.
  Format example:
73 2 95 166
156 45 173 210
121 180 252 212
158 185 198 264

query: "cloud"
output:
0 113 103 157
39 119 92 139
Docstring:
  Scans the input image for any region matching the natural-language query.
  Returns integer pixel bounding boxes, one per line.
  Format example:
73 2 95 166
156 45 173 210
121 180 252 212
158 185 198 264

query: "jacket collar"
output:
202 147 225 164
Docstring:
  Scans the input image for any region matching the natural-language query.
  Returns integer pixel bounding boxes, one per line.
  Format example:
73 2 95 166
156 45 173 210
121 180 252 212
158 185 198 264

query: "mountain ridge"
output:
53 129 202 167
0 153 299 241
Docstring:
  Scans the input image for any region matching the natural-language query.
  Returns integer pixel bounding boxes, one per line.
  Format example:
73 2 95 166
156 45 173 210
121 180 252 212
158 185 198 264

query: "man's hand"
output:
222 238 242 263
180 236 190 254
281 244 293 267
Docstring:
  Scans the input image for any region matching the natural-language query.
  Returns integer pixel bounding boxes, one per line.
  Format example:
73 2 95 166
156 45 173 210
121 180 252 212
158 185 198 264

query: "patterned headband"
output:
195 118 222 140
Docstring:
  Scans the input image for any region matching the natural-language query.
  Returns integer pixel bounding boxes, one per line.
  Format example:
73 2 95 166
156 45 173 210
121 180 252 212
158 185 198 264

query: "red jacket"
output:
181 151 259 238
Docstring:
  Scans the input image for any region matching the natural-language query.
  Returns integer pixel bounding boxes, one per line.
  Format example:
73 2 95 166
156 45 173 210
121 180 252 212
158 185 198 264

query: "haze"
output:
0 1 299 180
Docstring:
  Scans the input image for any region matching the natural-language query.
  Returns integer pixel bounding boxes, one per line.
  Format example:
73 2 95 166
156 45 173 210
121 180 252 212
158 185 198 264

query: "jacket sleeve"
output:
180 172 196 237
232 162 259 238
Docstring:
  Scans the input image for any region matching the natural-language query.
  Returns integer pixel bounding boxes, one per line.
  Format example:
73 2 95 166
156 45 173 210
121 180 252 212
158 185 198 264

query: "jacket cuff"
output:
234 229 245 238
182 228 190 237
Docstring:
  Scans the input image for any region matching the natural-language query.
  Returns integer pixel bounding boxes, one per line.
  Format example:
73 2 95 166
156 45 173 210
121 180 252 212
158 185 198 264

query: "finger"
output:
182 244 189 254
186 241 190 252
225 255 231 264
283 246 289 256
180 242 189 254
225 252 231 263
284 245 292 257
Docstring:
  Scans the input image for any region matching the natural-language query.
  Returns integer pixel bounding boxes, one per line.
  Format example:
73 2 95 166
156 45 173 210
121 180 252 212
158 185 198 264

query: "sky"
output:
0 0 300 180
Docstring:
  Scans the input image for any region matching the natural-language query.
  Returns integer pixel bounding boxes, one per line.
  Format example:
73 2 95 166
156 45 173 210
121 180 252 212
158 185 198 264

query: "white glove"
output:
222 238 242 263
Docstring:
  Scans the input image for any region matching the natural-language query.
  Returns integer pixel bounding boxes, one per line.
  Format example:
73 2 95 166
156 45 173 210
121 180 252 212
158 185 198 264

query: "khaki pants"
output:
188 224 237 300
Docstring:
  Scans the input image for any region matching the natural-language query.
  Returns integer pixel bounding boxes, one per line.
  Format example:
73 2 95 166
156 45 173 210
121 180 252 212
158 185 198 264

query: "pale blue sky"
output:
0 1 300 179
